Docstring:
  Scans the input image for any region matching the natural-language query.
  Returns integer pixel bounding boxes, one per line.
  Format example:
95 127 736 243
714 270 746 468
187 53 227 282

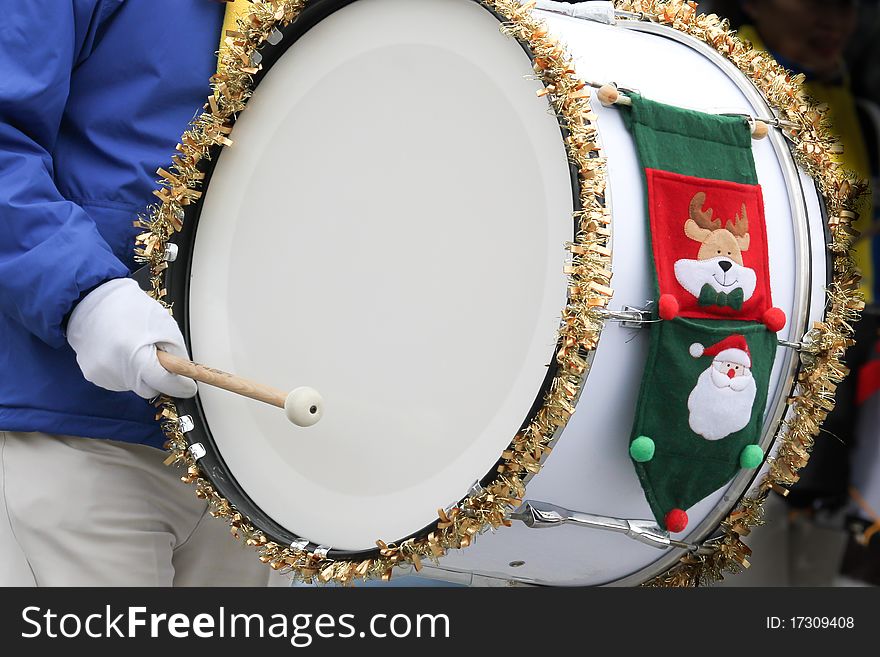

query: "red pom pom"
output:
763 307 786 333
658 294 679 321
664 508 688 533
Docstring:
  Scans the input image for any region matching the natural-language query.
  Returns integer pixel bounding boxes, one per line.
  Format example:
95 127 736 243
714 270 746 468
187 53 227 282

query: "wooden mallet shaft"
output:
156 351 324 427
157 350 286 408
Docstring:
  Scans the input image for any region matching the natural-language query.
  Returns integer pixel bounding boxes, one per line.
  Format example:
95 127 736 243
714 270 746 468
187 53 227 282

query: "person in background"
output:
704 0 880 585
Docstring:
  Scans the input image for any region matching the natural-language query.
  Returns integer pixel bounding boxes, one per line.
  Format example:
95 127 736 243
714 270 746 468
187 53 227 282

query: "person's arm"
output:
0 0 128 348
0 1 196 399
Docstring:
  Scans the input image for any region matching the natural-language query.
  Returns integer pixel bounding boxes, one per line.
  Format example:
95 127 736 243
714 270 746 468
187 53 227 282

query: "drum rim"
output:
135 0 864 585
144 0 613 572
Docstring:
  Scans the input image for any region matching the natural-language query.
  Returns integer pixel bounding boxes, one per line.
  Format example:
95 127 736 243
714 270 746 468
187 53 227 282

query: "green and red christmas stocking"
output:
620 93 784 533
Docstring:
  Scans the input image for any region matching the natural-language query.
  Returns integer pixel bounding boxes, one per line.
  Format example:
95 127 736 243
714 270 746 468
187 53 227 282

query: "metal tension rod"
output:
595 306 806 351
509 500 714 554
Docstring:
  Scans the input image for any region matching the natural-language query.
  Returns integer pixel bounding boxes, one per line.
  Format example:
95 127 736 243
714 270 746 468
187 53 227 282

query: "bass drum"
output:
434 3 830 586
146 0 853 586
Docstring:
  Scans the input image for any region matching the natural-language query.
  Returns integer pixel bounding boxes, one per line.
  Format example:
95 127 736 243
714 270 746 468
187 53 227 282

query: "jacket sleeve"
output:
0 0 129 348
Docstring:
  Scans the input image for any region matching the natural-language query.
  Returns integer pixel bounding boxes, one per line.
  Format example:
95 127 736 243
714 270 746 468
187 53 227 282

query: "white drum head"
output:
189 0 573 550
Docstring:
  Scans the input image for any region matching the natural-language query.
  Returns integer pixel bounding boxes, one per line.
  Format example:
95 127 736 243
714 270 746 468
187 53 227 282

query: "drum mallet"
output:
156 351 323 427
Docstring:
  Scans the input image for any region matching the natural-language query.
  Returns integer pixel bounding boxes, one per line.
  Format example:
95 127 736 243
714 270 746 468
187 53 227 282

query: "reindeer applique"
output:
672 192 758 310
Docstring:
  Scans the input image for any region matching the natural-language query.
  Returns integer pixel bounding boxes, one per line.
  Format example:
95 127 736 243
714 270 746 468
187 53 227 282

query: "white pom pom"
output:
284 387 324 427
689 343 704 358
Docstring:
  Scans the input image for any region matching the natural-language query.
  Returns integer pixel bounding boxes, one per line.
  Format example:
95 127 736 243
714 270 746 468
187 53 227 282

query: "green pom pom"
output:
740 444 764 469
630 436 655 463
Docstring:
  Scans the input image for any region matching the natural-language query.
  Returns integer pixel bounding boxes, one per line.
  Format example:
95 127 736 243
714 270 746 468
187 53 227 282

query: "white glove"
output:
66 278 198 399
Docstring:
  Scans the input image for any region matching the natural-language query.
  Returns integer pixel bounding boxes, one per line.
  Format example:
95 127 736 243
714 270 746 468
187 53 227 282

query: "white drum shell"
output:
433 10 828 585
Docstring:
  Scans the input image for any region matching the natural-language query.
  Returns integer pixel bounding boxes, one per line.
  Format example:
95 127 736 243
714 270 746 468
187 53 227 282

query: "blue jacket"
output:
0 0 224 448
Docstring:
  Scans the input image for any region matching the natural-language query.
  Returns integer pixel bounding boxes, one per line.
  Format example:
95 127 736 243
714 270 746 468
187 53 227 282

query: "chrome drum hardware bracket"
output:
509 500 713 554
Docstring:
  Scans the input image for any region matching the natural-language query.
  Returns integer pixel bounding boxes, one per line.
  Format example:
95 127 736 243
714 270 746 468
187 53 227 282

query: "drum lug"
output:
290 538 310 552
249 50 263 67
778 339 804 351
178 414 195 434
163 243 179 263
187 442 206 461
266 27 283 46
620 305 652 328
596 305 653 327
313 545 331 559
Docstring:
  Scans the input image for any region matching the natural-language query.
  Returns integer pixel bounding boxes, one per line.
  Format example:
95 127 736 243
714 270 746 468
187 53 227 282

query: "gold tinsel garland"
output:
136 0 866 586
136 0 611 584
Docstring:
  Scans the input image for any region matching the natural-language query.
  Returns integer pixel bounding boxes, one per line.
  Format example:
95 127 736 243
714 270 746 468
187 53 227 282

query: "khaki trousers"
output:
0 431 272 587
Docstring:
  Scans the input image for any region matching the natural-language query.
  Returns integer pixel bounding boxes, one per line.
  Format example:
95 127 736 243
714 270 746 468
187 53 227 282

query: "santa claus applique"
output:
687 335 756 441
627 321 774 535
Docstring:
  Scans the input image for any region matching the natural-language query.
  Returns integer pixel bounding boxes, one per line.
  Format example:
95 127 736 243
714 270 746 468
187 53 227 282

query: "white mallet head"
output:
284 386 324 427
